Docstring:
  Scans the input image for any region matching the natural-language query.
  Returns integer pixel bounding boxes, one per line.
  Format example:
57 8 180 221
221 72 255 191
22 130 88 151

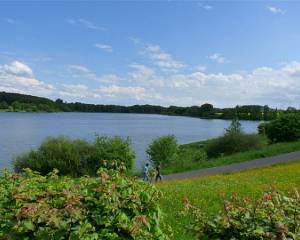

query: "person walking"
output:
143 163 150 182
155 163 162 182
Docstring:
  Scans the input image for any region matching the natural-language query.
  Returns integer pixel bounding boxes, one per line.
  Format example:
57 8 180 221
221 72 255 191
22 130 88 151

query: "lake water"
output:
0 112 260 170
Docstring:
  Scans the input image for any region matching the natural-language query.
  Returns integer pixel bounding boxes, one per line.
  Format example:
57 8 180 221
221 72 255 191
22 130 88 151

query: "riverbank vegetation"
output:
14 136 135 177
262 113 300 142
155 115 300 174
1 91 298 120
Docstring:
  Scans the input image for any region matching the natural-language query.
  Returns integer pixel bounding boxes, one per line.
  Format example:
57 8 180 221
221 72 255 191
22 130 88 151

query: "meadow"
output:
159 160 300 239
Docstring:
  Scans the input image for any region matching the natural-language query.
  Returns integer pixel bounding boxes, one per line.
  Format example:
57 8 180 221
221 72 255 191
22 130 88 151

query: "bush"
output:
14 135 136 176
0 166 170 239
146 135 178 166
206 132 263 158
184 190 300 240
263 114 300 143
89 135 135 172
226 117 242 134
258 122 269 135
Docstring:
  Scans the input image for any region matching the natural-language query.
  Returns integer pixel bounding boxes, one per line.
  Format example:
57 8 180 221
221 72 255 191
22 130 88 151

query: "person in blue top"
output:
143 163 150 182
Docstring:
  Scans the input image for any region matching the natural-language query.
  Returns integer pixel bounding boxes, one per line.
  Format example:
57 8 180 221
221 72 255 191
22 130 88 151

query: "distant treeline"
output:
0 91 298 120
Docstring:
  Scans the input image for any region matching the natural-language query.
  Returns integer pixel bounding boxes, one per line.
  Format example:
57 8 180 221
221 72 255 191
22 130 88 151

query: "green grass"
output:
158 160 300 240
162 139 300 174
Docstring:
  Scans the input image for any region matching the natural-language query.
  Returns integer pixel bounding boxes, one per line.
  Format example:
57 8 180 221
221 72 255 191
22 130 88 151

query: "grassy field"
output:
162 139 300 174
158 160 300 240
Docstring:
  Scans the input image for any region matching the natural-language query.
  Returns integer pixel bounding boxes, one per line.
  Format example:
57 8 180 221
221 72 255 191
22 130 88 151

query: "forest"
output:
0 91 297 120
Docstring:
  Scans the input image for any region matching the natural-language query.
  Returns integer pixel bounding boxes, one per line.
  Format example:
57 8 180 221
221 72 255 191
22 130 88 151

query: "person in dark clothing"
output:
155 164 162 182
143 163 150 182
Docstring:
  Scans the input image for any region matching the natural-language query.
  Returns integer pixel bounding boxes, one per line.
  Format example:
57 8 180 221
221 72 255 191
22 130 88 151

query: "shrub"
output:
206 132 263 158
91 135 135 171
146 135 178 166
263 114 300 142
184 190 300 240
14 135 135 176
0 166 170 239
177 147 207 163
258 122 269 135
225 117 242 134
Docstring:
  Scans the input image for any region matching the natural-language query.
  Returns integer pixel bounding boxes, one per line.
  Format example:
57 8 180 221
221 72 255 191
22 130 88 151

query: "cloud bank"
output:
1 59 300 108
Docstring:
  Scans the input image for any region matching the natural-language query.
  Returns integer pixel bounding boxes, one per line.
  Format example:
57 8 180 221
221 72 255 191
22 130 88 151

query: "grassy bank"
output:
162 139 300 174
158 160 300 240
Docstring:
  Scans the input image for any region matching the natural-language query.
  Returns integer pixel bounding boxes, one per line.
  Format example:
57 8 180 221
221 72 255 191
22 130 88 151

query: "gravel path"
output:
164 151 300 181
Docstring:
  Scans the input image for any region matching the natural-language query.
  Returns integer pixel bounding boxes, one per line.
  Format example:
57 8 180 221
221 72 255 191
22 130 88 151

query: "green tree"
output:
12 101 21 111
226 118 242 134
264 114 300 142
0 101 9 109
200 103 213 112
91 135 136 171
146 135 178 166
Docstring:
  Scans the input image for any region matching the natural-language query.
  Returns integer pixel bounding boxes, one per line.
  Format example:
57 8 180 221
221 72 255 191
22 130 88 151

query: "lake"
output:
0 112 260 170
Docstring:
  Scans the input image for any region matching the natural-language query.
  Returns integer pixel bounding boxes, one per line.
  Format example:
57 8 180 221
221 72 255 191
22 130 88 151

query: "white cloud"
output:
0 61 54 96
2 61 33 77
168 61 300 107
129 64 155 81
194 64 207 72
56 83 154 103
96 85 146 98
64 60 300 107
3 58 300 108
67 64 120 83
129 64 164 87
268 6 286 14
198 3 213 10
97 74 121 83
143 44 185 72
207 53 229 64
58 84 100 99
128 37 141 45
67 18 106 31
94 43 113 52
68 64 90 73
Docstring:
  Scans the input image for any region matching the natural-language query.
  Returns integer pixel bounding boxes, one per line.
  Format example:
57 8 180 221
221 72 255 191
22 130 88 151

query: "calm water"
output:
0 112 260 170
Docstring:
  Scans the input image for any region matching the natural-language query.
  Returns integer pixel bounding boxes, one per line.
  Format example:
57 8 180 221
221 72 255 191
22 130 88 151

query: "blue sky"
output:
1 1 300 108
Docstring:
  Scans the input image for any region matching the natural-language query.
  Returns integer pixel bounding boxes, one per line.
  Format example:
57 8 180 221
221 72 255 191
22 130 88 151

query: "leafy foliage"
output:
258 122 268 135
92 135 136 171
0 101 9 109
146 135 178 166
206 132 263 158
184 189 300 240
0 165 170 239
14 135 135 176
262 114 300 142
205 118 263 158
225 118 242 134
